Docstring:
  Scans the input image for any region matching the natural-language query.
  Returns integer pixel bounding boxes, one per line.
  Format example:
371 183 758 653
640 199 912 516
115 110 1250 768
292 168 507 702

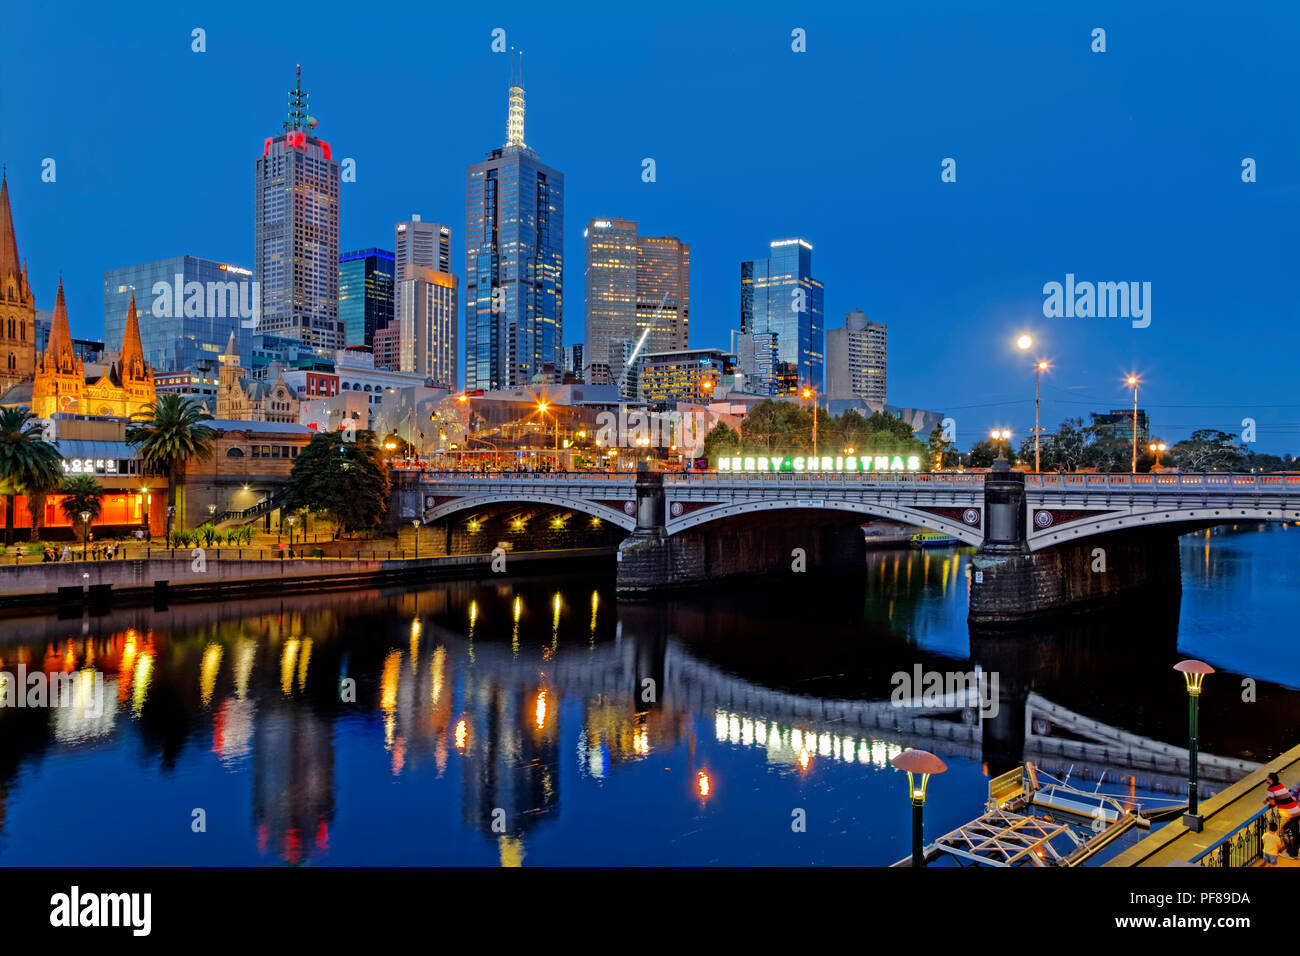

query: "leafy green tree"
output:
283 431 391 535
967 439 1001 468
740 400 813 452
702 421 741 461
928 424 958 469
126 394 216 537
0 408 63 546
1170 430 1247 472
59 473 104 543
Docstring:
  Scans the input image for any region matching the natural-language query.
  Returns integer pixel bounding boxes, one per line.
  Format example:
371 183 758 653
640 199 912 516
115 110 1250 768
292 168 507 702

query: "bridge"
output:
399 465 1300 623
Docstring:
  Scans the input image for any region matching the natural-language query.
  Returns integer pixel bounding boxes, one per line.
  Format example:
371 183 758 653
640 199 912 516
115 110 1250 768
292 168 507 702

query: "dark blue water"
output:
0 524 1294 865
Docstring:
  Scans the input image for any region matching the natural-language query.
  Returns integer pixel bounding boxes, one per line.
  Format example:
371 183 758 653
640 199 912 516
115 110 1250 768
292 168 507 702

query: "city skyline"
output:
4 3 1299 451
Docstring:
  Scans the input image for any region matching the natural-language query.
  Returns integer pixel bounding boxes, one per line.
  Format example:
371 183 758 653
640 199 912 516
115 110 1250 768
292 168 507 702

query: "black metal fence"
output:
1196 807 1280 867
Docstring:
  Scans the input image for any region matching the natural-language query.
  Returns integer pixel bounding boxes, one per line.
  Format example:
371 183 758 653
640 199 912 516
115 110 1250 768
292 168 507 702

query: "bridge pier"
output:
969 461 1181 624
616 466 865 594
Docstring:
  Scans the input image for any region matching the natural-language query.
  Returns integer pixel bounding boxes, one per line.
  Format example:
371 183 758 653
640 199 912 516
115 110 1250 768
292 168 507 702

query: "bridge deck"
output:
1104 741 1300 867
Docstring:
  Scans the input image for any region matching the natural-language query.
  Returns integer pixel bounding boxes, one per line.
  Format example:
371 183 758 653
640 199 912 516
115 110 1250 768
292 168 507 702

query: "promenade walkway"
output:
1106 741 1300 867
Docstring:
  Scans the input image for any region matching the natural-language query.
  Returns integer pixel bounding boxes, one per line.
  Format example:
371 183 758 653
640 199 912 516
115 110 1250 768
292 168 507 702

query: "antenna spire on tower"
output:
285 64 313 132
505 48 526 148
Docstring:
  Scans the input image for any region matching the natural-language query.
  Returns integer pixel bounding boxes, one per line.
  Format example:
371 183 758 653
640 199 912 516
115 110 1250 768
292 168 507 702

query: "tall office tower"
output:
739 238 823 396
465 56 564 391
338 249 394 348
0 174 37 395
394 217 450 330
104 256 255 372
826 309 887 403
583 218 689 387
397 265 459 388
255 66 343 350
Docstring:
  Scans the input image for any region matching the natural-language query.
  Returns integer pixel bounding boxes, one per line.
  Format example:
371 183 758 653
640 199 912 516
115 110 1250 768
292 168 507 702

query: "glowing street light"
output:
411 519 421 559
1017 335 1049 472
80 510 91 559
1126 374 1140 473
1148 441 1168 469
801 386 819 456
1175 659 1214 831
891 749 947 867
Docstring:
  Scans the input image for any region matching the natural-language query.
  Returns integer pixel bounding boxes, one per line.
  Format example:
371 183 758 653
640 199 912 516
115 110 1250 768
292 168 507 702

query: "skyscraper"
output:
583 218 689 388
825 309 886 403
338 249 394 348
397 265 459 388
739 238 823 396
255 66 343 350
104 256 255 372
394 217 450 333
466 57 564 391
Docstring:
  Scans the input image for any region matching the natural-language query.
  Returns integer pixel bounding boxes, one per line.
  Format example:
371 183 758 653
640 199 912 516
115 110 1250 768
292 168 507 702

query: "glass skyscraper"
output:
255 67 343 350
104 256 255 372
739 238 823 396
338 249 394 348
465 64 564 390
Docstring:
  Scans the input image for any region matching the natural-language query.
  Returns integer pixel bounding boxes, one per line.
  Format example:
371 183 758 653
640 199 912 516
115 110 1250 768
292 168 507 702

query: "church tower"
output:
216 328 247 419
30 279 84 417
115 291 155 415
0 173 38 394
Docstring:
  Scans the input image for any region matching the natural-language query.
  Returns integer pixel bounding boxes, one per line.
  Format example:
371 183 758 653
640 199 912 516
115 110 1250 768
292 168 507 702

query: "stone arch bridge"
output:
403 465 1300 623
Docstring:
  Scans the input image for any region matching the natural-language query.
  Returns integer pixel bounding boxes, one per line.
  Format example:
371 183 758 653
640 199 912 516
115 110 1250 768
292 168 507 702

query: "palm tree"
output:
126 395 216 539
26 463 64 543
59 473 104 549
0 408 63 547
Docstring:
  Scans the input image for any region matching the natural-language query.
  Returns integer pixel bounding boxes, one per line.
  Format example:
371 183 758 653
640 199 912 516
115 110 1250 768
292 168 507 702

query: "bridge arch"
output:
665 498 983 546
422 492 638 531
1026 504 1300 551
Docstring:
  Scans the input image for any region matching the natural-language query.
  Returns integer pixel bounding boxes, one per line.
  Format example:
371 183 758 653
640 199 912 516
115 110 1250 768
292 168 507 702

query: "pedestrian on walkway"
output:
1264 820 1283 866
1265 773 1300 859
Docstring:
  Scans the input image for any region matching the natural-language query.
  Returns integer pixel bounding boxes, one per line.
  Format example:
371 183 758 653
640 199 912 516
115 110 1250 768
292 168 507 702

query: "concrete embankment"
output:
0 548 616 613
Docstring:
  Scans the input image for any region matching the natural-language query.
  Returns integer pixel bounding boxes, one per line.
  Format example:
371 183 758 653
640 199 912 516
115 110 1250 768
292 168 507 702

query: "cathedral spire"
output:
119 289 148 377
44 277 78 374
0 171 22 286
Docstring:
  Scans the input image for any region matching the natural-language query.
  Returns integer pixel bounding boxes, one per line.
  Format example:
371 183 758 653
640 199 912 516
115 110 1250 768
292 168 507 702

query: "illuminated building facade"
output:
636 348 733 404
466 60 564 391
583 218 689 388
104 255 255 372
255 67 344 350
825 309 886 404
0 174 37 394
337 249 394 349
739 238 823 396
397 266 458 388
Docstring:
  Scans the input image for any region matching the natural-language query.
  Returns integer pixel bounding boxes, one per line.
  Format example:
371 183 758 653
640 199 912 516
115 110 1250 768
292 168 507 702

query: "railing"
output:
1192 806 1280 868
215 490 287 524
1027 473 1300 490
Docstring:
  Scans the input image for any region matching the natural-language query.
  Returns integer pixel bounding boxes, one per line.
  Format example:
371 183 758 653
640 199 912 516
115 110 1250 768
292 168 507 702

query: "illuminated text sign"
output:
717 454 922 473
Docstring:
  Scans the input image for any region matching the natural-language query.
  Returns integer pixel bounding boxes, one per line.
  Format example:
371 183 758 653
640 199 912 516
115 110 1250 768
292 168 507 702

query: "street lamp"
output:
1148 441 1167 470
891 749 947 867
412 519 420 559
1175 659 1214 831
801 386 818 457
990 428 1012 461
80 510 91 560
287 514 297 548
1017 335 1049 472
1126 374 1140 473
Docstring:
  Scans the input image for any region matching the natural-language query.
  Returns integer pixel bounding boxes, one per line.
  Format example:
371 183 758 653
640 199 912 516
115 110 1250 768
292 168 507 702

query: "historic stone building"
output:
28 282 155 418
0 173 38 394
214 330 300 423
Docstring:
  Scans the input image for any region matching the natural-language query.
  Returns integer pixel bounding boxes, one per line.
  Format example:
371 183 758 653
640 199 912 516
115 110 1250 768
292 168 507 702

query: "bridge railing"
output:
1027 473 1300 491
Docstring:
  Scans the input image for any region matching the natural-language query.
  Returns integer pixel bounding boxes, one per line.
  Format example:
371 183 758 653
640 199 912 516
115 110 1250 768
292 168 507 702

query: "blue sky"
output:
3 0 1297 452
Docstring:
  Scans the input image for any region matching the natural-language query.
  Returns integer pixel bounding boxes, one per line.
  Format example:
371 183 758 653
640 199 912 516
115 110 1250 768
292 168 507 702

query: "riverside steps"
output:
1105 741 1300 867
0 548 615 613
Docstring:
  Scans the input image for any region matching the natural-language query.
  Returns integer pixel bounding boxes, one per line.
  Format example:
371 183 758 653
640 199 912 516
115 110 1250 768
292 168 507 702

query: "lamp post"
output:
1126 374 1140 473
412 519 420 559
1175 659 1214 831
287 514 297 549
80 511 91 560
891 749 947 867
1148 441 1167 470
802 387 818 457
990 428 1012 461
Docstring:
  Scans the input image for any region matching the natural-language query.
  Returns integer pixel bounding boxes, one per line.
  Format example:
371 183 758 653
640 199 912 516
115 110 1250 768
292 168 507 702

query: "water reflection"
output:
0 525 1294 866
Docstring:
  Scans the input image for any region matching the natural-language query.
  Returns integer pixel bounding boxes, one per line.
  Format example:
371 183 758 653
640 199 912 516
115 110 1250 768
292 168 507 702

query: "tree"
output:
0 408 63 547
967 439 1001 468
59 473 104 544
283 431 391 535
740 400 813 452
126 394 216 538
1170 430 1247 472
928 425 958 469
702 421 741 461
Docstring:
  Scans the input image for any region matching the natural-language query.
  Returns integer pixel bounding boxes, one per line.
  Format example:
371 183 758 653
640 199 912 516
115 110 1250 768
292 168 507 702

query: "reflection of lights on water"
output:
454 718 468 749
410 618 421 670
430 646 445 704
280 640 300 696
200 643 223 707
798 748 811 772
469 601 478 627
589 591 599 642
131 653 153 715
534 689 548 729
696 770 711 798
513 596 522 622
633 726 649 755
